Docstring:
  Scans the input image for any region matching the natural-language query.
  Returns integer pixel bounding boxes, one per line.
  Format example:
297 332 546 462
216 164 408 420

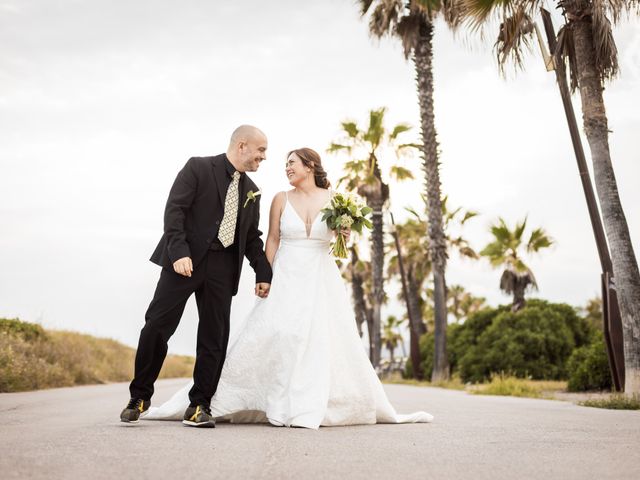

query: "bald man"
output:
121 126 272 427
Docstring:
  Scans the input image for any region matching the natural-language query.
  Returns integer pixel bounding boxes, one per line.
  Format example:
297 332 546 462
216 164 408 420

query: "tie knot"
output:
232 171 241 181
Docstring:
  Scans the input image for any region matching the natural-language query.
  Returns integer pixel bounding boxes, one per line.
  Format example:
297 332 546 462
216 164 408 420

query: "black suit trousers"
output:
129 249 236 406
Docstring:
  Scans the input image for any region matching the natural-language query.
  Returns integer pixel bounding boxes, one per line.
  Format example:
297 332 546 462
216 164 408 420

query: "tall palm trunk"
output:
400 259 424 378
407 270 425 379
350 246 368 337
568 5 640 393
370 198 385 368
414 18 449 381
408 272 427 336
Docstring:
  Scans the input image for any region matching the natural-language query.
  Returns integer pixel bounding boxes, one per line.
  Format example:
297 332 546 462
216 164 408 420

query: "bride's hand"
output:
339 228 351 242
255 282 271 298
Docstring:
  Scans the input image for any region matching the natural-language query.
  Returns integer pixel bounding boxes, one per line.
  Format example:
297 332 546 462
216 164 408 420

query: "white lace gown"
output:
144 195 433 429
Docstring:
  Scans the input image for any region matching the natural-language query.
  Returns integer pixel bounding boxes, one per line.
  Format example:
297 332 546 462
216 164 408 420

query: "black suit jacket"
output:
150 154 272 295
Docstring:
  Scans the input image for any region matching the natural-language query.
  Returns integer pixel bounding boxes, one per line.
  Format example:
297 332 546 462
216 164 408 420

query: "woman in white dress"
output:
144 148 433 429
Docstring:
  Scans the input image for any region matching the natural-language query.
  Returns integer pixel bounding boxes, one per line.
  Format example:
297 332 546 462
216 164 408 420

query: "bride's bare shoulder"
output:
270 191 288 214
271 191 289 203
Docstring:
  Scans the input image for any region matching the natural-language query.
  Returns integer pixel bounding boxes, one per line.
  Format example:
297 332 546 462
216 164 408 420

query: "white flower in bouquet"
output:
321 192 373 258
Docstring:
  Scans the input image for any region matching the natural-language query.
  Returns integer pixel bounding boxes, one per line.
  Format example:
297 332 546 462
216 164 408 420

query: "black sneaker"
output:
183 404 216 428
120 398 150 423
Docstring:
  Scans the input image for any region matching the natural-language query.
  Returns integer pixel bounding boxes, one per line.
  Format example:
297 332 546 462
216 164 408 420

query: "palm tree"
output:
447 284 487 322
461 0 640 395
480 217 553 311
382 315 406 365
359 1 463 381
389 196 478 377
329 107 417 368
340 245 373 339
388 217 432 378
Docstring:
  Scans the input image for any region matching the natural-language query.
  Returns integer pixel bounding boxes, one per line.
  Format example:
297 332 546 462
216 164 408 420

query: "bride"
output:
144 147 433 429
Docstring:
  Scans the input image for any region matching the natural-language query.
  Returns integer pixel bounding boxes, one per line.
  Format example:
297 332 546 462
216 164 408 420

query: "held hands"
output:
339 228 351 242
173 257 193 277
255 282 271 298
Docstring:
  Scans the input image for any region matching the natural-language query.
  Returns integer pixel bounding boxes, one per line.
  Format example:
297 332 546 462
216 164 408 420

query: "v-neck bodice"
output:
279 192 333 246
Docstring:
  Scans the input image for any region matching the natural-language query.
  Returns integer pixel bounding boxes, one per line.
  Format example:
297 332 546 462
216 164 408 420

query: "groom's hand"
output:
255 282 271 298
173 257 193 277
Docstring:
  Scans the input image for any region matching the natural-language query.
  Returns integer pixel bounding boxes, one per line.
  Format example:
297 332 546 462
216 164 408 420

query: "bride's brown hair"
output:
287 148 331 190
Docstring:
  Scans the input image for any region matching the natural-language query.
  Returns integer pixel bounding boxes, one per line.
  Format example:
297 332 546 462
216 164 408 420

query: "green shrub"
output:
0 318 46 341
458 300 591 382
567 331 612 392
407 307 500 380
409 300 594 383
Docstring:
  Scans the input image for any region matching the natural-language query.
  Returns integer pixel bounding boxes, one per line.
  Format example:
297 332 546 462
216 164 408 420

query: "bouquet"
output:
321 192 373 258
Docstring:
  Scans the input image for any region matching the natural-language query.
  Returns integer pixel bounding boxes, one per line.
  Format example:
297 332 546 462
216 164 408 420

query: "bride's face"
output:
285 153 309 186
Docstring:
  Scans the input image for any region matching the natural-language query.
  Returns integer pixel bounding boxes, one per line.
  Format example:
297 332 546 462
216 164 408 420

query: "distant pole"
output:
539 8 624 391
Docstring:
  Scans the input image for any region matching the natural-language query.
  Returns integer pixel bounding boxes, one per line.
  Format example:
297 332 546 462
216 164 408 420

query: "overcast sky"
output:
1 0 639 355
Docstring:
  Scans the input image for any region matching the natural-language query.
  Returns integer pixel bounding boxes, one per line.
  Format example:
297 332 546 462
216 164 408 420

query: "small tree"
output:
481 217 553 311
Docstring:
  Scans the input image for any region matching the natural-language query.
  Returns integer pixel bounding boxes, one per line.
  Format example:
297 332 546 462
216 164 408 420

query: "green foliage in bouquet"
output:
321 192 373 258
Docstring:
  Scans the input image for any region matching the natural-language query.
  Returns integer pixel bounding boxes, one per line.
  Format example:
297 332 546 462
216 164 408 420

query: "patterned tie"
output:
218 171 241 248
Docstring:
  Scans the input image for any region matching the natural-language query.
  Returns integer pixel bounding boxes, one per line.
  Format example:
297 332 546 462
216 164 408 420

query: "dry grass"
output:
0 318 194 393
385 372 569 399
383 373 466 391
579 394 640 410
470 375 568 399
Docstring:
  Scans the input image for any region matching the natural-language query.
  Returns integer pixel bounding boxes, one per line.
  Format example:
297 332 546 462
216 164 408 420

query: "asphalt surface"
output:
1 379 638 479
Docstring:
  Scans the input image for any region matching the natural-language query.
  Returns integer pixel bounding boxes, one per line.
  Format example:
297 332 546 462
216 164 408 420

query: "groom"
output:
120 125 272 427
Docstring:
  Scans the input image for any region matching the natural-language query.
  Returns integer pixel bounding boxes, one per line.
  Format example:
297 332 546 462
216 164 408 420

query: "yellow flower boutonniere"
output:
243 190 262 208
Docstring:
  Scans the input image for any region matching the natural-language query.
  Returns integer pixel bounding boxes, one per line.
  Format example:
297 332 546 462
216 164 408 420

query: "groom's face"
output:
239 135 267 172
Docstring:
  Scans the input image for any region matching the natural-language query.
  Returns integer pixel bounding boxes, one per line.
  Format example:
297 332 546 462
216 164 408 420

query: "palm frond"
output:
495 9 536 72
368 0 403 38
389 165 415 180
556 23 580 91
360 0 376 15
480 240 508 266
327 142 352 154
460 0 544 72
341 121 360 138
458 245 480 259
364 107 387 148
591 0 619 81
405 206 422 219
513 216 527 241
461 210 480 224
490 218 512 244
441 0 468 29
395 12 423 58
527 227 553 252
389 123 413 140
499 269 517 294
461 0 507 26
396 142 423 150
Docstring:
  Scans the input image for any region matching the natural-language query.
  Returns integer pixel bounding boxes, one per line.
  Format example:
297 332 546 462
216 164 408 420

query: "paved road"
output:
1 379 638 479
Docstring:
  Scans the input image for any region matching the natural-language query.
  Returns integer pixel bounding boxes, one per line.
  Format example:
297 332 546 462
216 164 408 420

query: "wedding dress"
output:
144 193 433 428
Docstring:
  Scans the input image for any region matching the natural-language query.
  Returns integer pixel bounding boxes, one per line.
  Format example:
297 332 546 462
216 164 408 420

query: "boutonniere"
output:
243 190 262 208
